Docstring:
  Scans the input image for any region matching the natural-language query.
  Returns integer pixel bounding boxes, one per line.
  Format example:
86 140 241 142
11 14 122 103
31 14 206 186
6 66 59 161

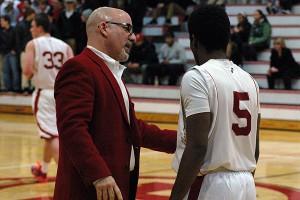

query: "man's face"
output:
107 15 136 62
237 15 243 23
0 18 8 28
165 36 174 46
30 20 39 38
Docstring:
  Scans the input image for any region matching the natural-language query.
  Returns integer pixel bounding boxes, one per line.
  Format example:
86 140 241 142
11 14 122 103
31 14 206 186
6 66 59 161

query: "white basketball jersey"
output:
172 59 260 174
33 36 69 89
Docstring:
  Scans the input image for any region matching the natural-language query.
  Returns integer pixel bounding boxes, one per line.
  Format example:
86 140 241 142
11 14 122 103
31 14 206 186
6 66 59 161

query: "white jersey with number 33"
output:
172 59 260 174
33 36 69 89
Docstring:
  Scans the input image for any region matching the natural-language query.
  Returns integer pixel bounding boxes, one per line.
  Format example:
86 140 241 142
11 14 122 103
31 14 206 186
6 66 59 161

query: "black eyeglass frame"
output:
105 21 134 36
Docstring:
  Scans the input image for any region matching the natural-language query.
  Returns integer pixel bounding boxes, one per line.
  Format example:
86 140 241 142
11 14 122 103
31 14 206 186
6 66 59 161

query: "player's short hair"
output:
34 13 50 33
188 5 230 53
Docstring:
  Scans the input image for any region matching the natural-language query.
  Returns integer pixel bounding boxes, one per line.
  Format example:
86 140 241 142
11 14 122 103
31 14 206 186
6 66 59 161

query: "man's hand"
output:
127 62 140 69
162 59 169 65
94 176 123 200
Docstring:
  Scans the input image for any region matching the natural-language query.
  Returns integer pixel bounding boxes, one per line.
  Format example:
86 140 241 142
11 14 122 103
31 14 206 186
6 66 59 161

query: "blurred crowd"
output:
0 0 300 91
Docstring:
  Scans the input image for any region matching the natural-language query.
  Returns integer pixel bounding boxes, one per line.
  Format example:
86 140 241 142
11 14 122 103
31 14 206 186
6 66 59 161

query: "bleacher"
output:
142 3 300 90
136 3 300 130
0 3 300 131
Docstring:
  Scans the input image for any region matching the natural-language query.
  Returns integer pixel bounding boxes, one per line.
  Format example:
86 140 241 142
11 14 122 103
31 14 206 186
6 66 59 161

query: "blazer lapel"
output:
82 48 130 124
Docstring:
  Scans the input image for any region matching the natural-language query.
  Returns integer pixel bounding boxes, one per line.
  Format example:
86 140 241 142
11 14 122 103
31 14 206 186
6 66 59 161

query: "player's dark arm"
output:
170 112 210 200
252 113 261 177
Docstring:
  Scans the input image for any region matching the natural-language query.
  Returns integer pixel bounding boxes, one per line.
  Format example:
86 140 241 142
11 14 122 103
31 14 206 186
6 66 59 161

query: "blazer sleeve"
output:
55 59 111 187
137 118 177 153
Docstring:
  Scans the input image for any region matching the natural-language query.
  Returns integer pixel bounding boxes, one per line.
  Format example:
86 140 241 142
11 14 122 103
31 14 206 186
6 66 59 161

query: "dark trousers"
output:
242 42 269 61
143 63 185 85
267 70 294 90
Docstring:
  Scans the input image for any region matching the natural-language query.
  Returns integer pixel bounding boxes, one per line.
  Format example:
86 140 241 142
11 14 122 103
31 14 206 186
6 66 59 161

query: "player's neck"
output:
197 51 227 65
38 33 51 38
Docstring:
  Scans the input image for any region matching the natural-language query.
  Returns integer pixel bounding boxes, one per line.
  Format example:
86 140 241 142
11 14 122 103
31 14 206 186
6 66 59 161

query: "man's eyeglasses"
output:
105 21 134 36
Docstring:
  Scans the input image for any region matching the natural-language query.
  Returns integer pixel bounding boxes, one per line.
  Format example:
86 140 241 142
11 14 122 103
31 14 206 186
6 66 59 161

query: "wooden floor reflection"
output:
0 113 299 199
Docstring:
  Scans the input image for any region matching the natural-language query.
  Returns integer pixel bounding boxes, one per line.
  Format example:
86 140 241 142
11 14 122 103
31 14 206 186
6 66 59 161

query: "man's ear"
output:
190 34 198 48
98 22 108 37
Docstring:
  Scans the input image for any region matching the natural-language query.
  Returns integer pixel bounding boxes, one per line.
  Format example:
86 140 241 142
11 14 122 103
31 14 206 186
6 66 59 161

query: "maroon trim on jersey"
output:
34 89 57 138
187 176 205 200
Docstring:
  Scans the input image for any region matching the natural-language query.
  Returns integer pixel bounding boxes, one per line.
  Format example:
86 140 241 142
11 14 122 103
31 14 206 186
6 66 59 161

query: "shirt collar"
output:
87 45 126 79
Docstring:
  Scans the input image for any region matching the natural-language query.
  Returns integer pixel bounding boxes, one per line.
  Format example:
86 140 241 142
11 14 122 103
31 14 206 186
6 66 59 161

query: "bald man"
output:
53 7 177 200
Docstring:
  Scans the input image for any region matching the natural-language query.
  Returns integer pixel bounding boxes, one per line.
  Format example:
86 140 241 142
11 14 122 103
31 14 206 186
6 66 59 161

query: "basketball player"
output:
170 5 260 200
23 13 73 182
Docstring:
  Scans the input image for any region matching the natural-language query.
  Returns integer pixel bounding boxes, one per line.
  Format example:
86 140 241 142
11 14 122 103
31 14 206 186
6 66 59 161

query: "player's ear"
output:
190 34 198 49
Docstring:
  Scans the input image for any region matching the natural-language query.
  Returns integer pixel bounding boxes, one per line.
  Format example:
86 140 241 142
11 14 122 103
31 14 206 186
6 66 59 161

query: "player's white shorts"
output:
184 171 256 200
32 89 58 139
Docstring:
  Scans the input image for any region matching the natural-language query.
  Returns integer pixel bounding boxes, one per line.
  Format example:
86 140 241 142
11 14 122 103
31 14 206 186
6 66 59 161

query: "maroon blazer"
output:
53 48 177 200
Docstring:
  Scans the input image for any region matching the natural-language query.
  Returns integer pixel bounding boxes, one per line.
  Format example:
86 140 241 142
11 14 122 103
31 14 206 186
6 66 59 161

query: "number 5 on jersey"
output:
232 91 251 136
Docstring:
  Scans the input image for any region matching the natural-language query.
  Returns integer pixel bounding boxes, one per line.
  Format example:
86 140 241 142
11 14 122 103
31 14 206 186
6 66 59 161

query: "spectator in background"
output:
266 0 292 14
16 0 32 22
0 25 4 91
80 0 104 11
47 9 63 39
56 0 81 54
266 0 282 14
0 15 21 93
49 0 63 21
242 9 271 61
143 31 186 85
0 0 20 27
16 6 36 94
109 0 126 10
77 8 92 54
267 37 300 90
280 0 292 13
231 13 251 52
32 0 52 15
126 0 147 33
122 33 158 84
147 0 195 25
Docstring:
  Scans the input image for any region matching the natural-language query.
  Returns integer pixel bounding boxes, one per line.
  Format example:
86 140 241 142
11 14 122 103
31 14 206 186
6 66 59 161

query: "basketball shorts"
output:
184 171 256 200
32 89 58 139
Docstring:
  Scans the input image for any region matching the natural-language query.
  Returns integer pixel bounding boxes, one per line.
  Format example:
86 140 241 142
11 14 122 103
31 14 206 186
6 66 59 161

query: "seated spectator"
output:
126 0 148 34
242 9 271 61
147 0 195 25
267 37 300 90
143 31 186 85
280 0 292 14
227 32 243 67
266 0 282 14
231 13 251 52
122 33 158 84
266 0 292 14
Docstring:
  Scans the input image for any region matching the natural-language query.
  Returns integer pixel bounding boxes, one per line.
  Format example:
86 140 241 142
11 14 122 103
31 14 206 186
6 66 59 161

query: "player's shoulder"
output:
50 37 68 45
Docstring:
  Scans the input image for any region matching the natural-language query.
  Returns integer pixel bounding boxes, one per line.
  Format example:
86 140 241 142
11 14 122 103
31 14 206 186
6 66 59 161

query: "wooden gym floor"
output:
0 113 300 200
